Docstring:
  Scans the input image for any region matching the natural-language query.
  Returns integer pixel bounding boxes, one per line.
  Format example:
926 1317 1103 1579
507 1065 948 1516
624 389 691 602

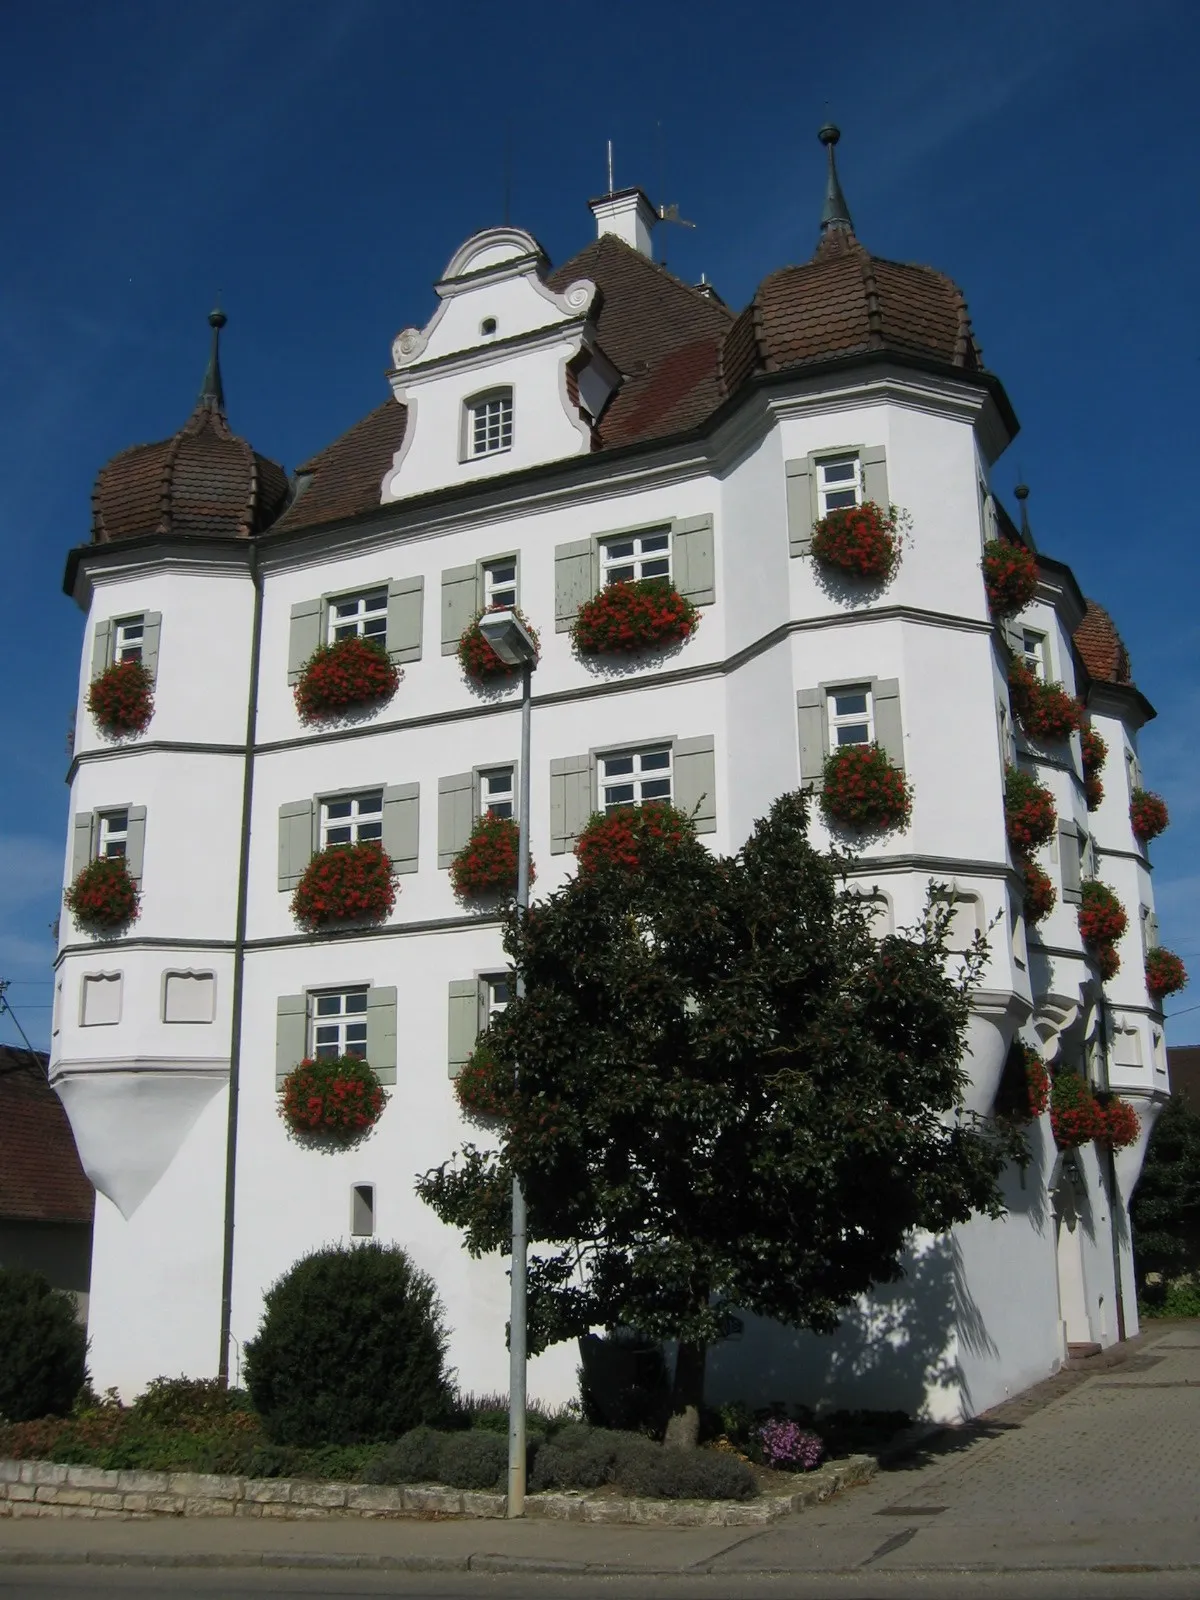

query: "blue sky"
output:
2 0 1197 1049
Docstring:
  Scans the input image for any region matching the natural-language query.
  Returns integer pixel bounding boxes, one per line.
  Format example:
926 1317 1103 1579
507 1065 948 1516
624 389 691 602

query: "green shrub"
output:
436 1429 508 1490
243 1243 452 1447
132 1376 250 1427
0 1268 88 1423
578 1332 670 1435
529 1438 614 1491
614 1440 757 1501
365 1425 445 1485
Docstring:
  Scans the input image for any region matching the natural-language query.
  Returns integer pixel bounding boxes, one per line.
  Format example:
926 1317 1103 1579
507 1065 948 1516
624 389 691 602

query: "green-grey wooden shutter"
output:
288 599 323 684
862 445 889 509
366 985 398 1085
124 805 147 883
441 565 479 655
797 688 827 787
1059 820 1082 904
278 799 315 891
550 753 594 853
71 813 96 878
276 993 308 1084
141 612 163 680
90 620 113 680
1145 910 1160 950
447 979 480 1078
438 773 474 868
382 782 419 875
672 515 715 606
1001 619 1025 657
386 577 424 664
785 461 815 557
673 736 717 833
555 538 594 632
872 679 905 770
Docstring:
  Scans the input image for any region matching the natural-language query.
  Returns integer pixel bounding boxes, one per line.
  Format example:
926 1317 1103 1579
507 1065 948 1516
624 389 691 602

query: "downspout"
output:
218 541 263 1383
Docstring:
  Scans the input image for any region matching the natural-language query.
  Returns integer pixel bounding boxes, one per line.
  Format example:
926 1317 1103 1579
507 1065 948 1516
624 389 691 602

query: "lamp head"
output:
477 608 538 666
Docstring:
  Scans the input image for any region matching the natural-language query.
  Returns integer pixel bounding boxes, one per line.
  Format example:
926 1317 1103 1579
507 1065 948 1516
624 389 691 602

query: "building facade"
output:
53 134 1170 1421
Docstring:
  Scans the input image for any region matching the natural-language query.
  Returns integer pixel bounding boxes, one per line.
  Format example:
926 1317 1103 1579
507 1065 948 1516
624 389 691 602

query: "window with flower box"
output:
275 983 398 1086
440 554 520 653
549 735 716 853
785 445 889 557
278 785 420 891
601 530 671 586
328 590 387 645
287 579 424 683
553 515 715 631
320 791 384 849
1020 628 1049 680
114 617 145 663
90 612 162 681
437 764 520 867
599 746 672 810
70 805 147 882
445 971 513 1077
797 678 904 788
311 987 369 1059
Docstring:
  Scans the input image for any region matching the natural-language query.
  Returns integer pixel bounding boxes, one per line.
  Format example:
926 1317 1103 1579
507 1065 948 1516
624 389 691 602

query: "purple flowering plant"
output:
758 1418 824 1472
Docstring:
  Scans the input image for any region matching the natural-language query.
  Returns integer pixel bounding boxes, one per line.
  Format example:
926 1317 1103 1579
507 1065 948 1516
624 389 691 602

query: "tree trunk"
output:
663 1338 707 1450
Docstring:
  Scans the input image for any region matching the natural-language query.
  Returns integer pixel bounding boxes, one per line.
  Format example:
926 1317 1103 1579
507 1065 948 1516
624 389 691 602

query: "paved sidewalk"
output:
1 1322 1196 1582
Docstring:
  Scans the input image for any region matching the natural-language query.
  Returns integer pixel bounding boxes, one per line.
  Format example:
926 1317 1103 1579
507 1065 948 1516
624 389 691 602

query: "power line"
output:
0 981 41 1059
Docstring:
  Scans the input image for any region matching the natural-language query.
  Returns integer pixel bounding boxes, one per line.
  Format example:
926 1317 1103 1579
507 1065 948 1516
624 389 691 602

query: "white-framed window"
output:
480 767 515 821
828 686 874 747
320 791 383 849
600 529 670 586
484 973 512 1019
483 558 517 611
328 589 387 645
1021 629 1048 679
113 616 145 663
310 987 369 1059
599 746 672 810
466 389 513 458
817 455 862 515
97 810 129 860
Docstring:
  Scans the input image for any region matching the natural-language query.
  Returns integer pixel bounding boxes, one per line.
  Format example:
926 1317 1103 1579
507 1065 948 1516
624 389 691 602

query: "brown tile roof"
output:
1074 600 1133 685
1168 1046 1200 1110
271 399 408 536
92 403 289 544
0 1049 94 1224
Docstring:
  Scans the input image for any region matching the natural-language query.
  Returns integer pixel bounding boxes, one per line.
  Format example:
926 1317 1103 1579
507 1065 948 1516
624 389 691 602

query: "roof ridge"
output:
560 234 735 326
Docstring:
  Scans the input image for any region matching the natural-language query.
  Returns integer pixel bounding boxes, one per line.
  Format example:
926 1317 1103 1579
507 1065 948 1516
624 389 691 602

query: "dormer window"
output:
465 389 513 459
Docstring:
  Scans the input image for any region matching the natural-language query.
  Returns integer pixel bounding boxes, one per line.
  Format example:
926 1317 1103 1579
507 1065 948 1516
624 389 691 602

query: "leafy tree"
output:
1131 1094 1200 1293
417 793 1011 1445
0 1268 88 1421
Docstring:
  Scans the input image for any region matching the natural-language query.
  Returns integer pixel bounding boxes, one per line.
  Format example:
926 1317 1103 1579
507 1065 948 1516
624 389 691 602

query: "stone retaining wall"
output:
0 1454 876 1529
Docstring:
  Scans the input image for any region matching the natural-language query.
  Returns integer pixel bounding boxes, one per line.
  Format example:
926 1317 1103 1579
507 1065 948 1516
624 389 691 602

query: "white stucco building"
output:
53 131 1170 1423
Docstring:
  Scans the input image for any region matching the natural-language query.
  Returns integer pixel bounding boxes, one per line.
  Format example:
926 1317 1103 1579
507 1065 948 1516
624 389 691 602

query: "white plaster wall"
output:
54 948 233 1068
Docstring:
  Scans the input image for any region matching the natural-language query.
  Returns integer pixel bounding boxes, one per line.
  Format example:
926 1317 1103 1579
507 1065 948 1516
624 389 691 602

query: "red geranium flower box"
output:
994 1040 1051 1125
279 1055 387 1143
450 814 534 899
87 660 155 736
1130 789 1169 843
291 841 397 930
1078 880 1127 949
1085 774 1104 812
458 608 541 682
1095 943 1120 981
572 579 699 656
575 802 694 878
65 857 140 931
982 538 1039 618
811 501 901 582
1080 725 1107 777
1021 859 1056 927
1004 765 1057 855
454 1043 516 1124
1008 661 1083 742
1050 1072 1105 1150
820 743 912 832
1095 1093 1140 1151
1146 947 1187 1001
294 636 399 723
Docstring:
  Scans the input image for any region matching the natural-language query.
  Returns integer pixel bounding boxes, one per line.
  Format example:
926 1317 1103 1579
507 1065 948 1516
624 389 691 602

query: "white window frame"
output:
484 973 513 1020
328 589 387 645
816 455 862 516
599 745 673 811
482 558 518 611
828 685 874 748
1020 628 1049 680
479 766 515 821
309 986 369 1060
319 791 384 849
600 529 671 587
97 810 129 860
465 389 514 459
113 616 145 664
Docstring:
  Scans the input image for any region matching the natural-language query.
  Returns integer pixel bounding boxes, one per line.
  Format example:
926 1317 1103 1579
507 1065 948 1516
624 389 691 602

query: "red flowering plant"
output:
290 841 397 930
982 538 1039 618
1080 725 1108 778
575 802 695 878
1146 947 1188 1002
454 1042 516 1126
1004 765 1057 855
1130 789 1169 844
279 1055 387 1144
1095 943 1121 981
1094 1093 1140 1151
87 660 155 736
1085 774 1104 812
64 857 140 931
450 814 534 900
458 608 541 683
293 636 399 723
810 501 903 582
1049 1072 1105 1150
1007 661 1083 742
820 743 912 833
1078 879 1128 950
993 1040 1051 1126
1021 859 1057 927
572 579 699 656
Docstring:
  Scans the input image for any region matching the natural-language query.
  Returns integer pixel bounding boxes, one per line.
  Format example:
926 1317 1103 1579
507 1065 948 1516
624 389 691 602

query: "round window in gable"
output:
480 317 497 337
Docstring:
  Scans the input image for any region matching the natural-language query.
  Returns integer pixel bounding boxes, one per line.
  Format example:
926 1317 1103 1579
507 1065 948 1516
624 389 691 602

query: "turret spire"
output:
1014 481 1031 539
197 306 227 412
818 123 854 235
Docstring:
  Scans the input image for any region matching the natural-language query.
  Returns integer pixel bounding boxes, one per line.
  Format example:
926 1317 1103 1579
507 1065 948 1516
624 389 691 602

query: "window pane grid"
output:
98 811 129 859
320 792 383 848
1021 630 1047 679
483 560 517 610
310 988 369 1059
114 617 144 664
330 591 387 644
600 747 672 811
818 457 862 515
480 767 515 821
829 687 874 747
486 975 512 1018
601 531 670 586
469 395 513 457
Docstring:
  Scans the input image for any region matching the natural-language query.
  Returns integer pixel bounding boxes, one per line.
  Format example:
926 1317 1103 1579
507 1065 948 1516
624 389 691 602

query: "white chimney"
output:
588 187 657 257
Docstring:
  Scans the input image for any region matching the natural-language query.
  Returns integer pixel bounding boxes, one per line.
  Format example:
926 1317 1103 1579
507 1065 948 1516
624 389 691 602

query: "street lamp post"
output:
476 609 538 1518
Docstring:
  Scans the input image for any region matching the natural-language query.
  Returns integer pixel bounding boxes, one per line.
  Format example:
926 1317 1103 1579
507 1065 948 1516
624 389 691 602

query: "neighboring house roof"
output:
0 1048 95 1225
1168 1046 1200 1111
1074 599 1134 686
